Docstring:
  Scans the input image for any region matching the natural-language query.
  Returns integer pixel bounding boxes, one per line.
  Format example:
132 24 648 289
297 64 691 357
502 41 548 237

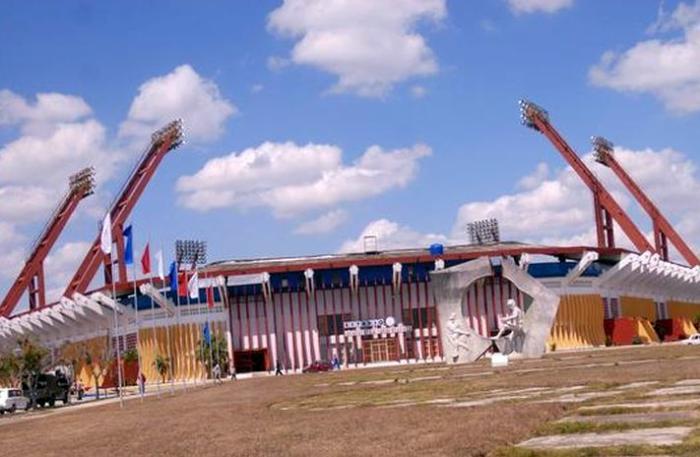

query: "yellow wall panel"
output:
620 296 656 321
548 294 606 350
668 301 700 321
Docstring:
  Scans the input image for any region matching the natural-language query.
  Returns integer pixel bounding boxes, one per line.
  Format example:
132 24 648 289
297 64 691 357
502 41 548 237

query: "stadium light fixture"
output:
467 218 500 245
69 167 96 198
176 239 207 266
591 136 614 165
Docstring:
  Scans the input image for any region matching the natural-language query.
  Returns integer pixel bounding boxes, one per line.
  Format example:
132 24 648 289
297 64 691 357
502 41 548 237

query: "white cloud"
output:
0 90 92 136
177 142 431 217
0 186 60 224
410 85 427 98
43 241 92 303
0 223 25 279
508 0 573 14
251 84 264 93
0 119 113 188
589 1 700 113
0 90 118 229
517 162 550 190
340 145 700 261
119 64 236 142
294 209 348 235
267 0 446 97
453 146 700 251
339 218 448 253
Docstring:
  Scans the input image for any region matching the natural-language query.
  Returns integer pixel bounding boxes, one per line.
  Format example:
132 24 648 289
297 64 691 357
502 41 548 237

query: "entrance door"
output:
234 349 268 373
363 338 398 363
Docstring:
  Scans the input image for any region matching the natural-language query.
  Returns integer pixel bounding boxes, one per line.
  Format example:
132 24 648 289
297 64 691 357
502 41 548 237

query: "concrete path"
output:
517 427 692 449
558 410 700 424
579 397 700 411
647 385 700 396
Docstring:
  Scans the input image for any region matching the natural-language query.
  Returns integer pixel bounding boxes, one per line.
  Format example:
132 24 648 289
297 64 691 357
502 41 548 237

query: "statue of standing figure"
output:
492 298 523 340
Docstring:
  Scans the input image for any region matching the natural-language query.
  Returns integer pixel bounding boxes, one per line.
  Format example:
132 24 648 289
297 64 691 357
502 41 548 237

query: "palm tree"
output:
153 354 170 383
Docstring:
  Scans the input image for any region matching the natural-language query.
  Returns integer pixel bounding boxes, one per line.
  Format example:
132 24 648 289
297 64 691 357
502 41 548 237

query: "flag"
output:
187 270 199 300
122 225 133 265
156 250 165 281
168 261 178 293
202 322 211 345
141 243 151 274
206 284 215 309
178 272 188 297
100 212 112 254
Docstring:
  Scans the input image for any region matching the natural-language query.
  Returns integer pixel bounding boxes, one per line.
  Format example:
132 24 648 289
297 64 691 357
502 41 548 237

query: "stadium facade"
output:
3 241 700 388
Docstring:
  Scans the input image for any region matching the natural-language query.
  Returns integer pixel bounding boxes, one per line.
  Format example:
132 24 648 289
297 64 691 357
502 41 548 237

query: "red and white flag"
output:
141 243 151 275
206 283 215 309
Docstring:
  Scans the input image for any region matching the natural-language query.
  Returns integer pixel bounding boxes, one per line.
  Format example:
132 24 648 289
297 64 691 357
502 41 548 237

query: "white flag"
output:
100 212 112 254
187 270 199 299
156 250 165 281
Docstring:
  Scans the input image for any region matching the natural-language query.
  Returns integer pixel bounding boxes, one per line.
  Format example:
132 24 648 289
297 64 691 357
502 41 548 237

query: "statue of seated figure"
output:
492 298 523 340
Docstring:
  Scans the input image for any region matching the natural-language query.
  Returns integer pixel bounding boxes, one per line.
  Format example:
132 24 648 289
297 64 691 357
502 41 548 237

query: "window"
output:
317 313 351 336
402 307 433 326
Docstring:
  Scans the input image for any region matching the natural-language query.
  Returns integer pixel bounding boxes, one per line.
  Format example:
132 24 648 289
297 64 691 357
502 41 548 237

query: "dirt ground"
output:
2 345 700 457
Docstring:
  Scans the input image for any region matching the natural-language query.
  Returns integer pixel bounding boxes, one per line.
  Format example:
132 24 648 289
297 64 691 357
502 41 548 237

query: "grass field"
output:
4 345 700 456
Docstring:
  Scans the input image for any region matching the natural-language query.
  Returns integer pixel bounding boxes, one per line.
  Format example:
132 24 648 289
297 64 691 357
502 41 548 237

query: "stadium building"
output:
1 103 700 389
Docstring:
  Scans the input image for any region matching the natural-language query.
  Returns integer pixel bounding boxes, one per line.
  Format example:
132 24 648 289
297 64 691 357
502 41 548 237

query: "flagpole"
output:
174 267 187 392
111 263 125 409
146 240 162 398
184 269 198 386
131 253 144 402
158 246 174 395
206 273 214 382
102 212 124 409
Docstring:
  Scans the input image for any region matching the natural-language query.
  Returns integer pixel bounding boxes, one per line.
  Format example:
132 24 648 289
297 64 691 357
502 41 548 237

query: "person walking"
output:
213 363 222 384
275 359 284 376
138 371 146 396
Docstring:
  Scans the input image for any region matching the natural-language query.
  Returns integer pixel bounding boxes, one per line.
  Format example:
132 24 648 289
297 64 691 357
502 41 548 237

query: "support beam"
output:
0 167 95 317
64 120 183 298
520 100 653 253
592 136 699 266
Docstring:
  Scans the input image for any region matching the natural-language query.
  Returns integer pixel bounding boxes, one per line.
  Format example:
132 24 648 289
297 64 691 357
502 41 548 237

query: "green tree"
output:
16 338 50 408
81 336 113 401
0 350 21 387
153 354 170 383
195 333 228 376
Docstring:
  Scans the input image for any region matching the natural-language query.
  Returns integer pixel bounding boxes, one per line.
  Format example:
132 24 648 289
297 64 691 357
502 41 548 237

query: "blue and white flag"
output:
123 225 134 265
202 322 211 345
168 261 178 293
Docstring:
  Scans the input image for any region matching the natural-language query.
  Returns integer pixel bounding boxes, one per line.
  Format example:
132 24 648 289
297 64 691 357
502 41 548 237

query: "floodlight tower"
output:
519 100 653 253
0 167 95 317
63 120 183 298
176 239 207 268
592 136 699 265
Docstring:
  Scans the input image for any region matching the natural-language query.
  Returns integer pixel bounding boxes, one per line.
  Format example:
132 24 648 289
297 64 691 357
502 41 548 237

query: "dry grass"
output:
2 345 700 457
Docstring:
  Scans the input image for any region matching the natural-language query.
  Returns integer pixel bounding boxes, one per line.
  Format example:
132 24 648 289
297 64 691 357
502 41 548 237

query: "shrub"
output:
122 348 139 363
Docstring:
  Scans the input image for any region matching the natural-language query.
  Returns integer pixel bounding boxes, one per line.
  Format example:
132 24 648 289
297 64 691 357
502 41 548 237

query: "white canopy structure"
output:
597 251 700 302
0 292 136 351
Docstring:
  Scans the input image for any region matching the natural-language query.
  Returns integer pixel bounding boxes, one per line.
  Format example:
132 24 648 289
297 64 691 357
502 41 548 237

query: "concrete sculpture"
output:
431 256 560 364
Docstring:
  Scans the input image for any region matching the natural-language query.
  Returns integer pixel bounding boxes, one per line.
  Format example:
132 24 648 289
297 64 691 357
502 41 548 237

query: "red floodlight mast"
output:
0 168 96 317
519 100 653 253
63 120 183 298
592 136 699 265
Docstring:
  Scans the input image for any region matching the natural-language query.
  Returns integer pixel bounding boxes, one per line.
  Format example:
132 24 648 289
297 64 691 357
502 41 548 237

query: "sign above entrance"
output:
343 317 396 330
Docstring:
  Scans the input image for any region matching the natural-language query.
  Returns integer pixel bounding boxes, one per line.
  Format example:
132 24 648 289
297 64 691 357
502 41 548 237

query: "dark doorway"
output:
234 349 268 373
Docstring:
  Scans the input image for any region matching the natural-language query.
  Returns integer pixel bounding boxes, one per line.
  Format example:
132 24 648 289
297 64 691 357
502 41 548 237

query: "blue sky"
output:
1 0 700 306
